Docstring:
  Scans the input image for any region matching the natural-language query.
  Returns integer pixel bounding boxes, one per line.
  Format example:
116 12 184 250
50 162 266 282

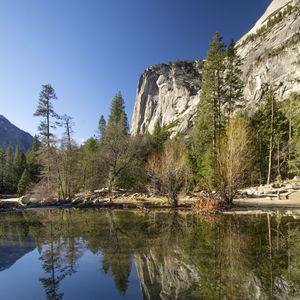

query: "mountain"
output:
131 61 202 136
131 0 300 136
0 115 33 152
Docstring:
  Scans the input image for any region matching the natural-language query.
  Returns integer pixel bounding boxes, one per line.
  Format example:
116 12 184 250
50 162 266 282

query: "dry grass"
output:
192 193 224 213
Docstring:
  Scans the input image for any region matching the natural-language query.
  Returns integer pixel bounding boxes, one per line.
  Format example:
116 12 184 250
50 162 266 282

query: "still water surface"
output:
0 209 300 299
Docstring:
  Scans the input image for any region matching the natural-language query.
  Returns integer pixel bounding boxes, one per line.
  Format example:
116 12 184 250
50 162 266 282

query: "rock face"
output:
131 0 300 135
135 249 200 300
131 61 202 136
0 115 33 152
237 0 300 107
241 0 295 40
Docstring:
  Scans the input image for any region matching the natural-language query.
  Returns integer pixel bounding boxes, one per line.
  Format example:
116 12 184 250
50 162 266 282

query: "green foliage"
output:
106 92 128 137
26 136 41 183
34 84 59 145
0 148 5 193
98 115 106 142
13 145 26 181
150 121 169 151
250 85 289 184
17 169 31 195
193 32 225 188
224 40 244 119
84 137 99 154
80 137 102 191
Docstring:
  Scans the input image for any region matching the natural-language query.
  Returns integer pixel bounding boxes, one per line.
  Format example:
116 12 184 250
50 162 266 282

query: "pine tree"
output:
150 121 169 151
251 85 288 184
34 84 58 147
60 115 76 198
34 84 59 194
0 148 5 193
26 136 41 183
106 92 128 137
103 93 138 192
224 40 244 120
17 168 31 195
284 92 300 176
4 146 14 192
98 115 106 142
13 145 26 182
193 32 225 187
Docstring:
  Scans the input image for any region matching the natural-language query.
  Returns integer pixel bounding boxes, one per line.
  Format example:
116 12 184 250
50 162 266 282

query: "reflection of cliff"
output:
135 249 199 300
0 236 35 271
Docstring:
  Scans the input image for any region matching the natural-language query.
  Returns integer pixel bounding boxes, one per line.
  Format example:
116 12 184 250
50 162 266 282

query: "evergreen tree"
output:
281 92 300 170
34 84 59 194
34 84 58 147
224 39 244 120
280 92 300 177
150 121 169 151
98 115 106 142
251 85 288 184
193 32 225 187
106 92 128 137
4 146 14 192
103 93 142 192
0 148 5 193
15 141 39 195
59 115 76 198
26 136 41 183
13 145 26 182
17 168 31 195
81 137 102 190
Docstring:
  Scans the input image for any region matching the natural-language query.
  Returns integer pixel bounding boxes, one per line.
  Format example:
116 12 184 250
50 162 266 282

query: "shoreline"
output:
1 193 300 215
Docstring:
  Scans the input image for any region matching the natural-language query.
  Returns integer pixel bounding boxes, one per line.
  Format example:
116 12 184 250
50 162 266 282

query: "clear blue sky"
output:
0 0 270 143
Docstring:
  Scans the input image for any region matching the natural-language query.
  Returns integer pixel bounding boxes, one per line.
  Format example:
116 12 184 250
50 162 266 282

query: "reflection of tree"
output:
39 211 66 300
100 211 132 296
3 209 300 299
38 210 83 300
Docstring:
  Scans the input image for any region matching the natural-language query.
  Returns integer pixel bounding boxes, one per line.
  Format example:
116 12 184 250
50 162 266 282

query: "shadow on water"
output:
0 209 300 299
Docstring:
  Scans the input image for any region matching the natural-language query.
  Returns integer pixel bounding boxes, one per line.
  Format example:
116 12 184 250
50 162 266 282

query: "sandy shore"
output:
1 190 300 214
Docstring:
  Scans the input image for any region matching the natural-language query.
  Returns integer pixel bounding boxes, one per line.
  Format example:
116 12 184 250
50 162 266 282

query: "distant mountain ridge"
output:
0 115 33 152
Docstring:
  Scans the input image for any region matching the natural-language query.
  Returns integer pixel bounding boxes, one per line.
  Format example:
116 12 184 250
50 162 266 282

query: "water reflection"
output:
0 209 300 299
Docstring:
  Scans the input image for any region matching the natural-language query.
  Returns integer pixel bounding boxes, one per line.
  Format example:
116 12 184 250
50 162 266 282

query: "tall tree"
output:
98 115 106 142
282 92 300 168
4 146 14 192
26 136 41 183
251 85 288 184
34 84 59 195
193 32 225 187
0 148 5 193
150 121 169 151
106 92 128 137
34 84 58 148
59 115 76 198
223 39 244 121
103 92 131 192
13 145 26 182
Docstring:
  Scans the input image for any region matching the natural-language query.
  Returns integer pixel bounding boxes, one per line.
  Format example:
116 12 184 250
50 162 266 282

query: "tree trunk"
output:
277 142 281 181
267 95 274 185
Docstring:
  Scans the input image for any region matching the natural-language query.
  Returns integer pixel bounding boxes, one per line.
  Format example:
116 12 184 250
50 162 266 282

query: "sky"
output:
0 0 271 143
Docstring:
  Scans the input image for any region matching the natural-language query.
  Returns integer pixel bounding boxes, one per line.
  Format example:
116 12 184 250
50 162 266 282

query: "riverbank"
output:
1 181 300 214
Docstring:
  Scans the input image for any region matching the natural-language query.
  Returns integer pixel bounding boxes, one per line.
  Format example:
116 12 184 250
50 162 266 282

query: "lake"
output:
0 209 299 299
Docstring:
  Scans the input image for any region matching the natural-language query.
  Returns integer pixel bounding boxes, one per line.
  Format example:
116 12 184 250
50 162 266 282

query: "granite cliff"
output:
131 61 202 136
131 0 300 135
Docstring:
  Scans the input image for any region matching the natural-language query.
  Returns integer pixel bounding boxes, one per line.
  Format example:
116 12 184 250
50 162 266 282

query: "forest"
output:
1 33 300 208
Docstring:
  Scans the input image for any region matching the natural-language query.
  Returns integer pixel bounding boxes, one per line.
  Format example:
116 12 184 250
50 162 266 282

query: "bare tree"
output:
216 116 251 205
146 140 188 207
